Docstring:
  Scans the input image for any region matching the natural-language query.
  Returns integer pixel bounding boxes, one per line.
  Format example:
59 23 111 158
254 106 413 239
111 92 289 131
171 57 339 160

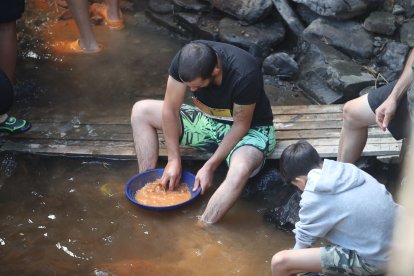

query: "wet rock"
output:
303 18 374 59
291 0 384 20
399 20 414 47
297 38 376 104
145 11 190 39
395 0 414 17
370 41 409 81
210 0 274 24
262 52 298 79
263 186 300 231
271 0 304 38
174 12 221 40
218 17 285 58
243 166 285 199
363 11 396 36
392 4 406 15
148 0 174 14
172 0 211 12
295 3 319 25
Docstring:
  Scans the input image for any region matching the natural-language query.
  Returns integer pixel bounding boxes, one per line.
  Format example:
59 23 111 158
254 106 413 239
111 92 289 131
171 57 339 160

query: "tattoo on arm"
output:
233 105 244 118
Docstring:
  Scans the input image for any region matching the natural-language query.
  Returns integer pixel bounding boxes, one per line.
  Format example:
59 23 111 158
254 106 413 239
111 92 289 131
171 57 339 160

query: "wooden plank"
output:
273 112 343 123
0 104 402 160
0 139 209 159
0 135 401 160
272 104 343 114
276 127 393 139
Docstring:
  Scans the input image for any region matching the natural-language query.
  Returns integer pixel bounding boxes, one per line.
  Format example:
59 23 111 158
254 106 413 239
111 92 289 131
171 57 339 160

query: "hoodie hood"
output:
305 159 364 194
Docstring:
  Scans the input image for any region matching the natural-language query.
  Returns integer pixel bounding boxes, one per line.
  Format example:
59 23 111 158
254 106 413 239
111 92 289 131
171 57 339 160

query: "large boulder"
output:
210 0 274 24
218 17 285 58
297 38 376 104
370 41 409 81
292 0 385 20
400 19 414 47
363 11 396 36
303 18 374 59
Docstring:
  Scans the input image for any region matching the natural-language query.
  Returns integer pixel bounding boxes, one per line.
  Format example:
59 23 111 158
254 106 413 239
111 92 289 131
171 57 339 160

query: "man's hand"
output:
193 164 214 195
161 160 182 191
375 97 398 131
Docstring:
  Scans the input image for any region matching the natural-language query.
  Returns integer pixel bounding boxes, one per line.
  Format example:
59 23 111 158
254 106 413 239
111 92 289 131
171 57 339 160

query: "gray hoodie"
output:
293 159 399 269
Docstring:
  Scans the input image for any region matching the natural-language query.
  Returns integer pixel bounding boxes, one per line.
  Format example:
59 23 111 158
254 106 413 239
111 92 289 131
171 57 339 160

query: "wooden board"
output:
0 104 402 159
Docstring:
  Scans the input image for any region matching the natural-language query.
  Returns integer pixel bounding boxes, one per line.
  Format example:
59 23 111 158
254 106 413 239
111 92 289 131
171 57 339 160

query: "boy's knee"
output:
271 250 290 274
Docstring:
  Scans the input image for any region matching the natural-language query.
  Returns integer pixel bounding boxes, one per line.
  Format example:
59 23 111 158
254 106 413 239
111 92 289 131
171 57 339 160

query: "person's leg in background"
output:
91 0 124 30
66 0 102 53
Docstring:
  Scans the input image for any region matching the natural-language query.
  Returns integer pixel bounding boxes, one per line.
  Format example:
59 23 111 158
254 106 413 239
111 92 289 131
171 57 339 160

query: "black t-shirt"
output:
168 40 273 126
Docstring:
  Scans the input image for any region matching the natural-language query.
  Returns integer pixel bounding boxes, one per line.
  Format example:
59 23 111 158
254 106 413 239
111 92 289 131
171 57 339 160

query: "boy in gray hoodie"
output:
271 140 399 276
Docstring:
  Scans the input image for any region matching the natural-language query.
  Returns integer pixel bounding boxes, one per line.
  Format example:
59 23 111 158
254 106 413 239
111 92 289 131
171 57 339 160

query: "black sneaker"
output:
0 116 31 134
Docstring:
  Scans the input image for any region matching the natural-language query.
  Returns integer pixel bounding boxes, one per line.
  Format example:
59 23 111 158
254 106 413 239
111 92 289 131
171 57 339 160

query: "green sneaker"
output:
0 116 31 134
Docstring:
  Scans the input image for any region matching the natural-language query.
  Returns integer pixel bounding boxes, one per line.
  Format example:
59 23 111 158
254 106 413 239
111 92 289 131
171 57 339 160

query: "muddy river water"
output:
1 1 302 275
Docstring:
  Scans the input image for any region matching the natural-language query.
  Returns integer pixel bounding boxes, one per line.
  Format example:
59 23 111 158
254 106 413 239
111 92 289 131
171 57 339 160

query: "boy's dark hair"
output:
178 42 217 82
280 140 322 183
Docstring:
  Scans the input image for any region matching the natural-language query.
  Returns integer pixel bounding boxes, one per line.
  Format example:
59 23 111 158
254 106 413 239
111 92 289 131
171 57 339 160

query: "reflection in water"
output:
0 154 293 275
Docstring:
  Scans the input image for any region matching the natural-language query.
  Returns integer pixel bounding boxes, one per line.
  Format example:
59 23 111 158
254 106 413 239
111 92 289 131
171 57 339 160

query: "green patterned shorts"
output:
179 104 276 165
320 245 384 275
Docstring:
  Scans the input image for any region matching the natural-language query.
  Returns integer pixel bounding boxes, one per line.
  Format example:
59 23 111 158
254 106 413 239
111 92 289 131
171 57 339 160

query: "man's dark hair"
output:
280 140 322 183
178 42 217 82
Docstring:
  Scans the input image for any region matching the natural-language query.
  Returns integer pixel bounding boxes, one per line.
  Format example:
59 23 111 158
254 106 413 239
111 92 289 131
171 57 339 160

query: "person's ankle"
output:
79 39 100 51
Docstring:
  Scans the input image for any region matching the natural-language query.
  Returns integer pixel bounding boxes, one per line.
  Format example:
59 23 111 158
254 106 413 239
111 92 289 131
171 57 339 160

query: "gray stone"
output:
218 17 285 58
372 41 409 81
145 11 190 38
392 4 405 15
174 12 221 40
297 38 376 104
271 0 304 38
172 0 211 12
400 20 414 47
263 186 301 231
363 11 396 35
295 3 319 25
291 0 385 19
209 0 274 23
303 18 374 59
148 0 174 14
263 52 299 79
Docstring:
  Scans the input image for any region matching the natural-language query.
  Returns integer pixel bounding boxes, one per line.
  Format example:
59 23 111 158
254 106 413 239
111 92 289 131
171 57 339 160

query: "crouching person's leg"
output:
271 248 321 276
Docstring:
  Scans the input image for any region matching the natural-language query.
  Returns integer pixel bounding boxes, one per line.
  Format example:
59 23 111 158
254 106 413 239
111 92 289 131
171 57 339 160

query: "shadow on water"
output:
1 1 296 274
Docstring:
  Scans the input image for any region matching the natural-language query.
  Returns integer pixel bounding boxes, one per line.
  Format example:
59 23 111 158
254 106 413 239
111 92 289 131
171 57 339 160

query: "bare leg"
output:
271 248 322 276
200 146 264 224
0 21 17 84
66 0 100 51
106 0 122 21
337 94 376 163
131 100 164 172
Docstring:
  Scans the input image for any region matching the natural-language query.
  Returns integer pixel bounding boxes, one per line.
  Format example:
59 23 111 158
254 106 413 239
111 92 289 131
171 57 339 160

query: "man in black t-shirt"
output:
131 41 276 224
